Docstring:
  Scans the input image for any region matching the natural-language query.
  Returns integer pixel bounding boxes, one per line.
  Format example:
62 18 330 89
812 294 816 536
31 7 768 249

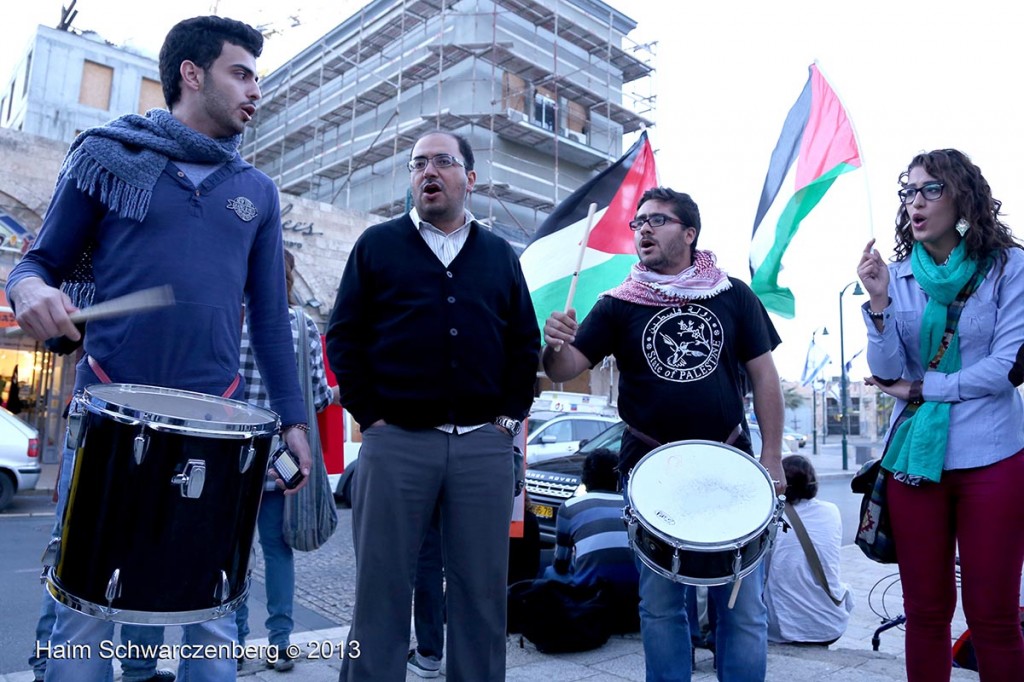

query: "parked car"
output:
0 406 41 511
525 421 780 544
331 410 618 506
785 426 808 448
524 411 619 466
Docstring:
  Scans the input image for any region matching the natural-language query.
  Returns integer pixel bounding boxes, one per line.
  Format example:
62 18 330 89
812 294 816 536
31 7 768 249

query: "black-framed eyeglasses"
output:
408 153 465 172
898 182 945 204
628 213 684 231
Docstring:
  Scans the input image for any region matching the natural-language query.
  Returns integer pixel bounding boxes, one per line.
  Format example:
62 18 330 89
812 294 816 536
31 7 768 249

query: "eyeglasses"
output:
628 213 684 231
408 153 465 172
898 182 945 204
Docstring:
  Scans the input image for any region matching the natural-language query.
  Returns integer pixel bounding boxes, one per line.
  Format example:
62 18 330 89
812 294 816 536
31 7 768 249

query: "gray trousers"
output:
340 424 515 682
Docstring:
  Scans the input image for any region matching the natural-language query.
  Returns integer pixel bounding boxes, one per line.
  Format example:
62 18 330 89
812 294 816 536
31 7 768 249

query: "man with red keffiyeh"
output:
542 186 786 682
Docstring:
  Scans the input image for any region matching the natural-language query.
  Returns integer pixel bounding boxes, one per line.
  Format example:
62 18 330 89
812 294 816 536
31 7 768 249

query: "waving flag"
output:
800 336 831 387
845 347 865 374
750 63 862 318
521 132 657 335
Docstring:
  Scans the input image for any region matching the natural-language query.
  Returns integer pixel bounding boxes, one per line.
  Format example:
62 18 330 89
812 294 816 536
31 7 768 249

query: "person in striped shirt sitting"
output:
546 448 639 632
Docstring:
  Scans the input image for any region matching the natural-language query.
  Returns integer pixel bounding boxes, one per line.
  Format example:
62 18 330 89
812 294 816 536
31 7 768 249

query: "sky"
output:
2 0 1023 382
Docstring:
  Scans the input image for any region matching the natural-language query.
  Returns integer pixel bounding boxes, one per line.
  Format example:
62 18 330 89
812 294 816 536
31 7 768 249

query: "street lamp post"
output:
839 281 864 470
810 327 828 455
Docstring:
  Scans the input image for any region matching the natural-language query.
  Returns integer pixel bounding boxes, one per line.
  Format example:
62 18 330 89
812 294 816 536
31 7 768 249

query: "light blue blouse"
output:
864 248 1024 470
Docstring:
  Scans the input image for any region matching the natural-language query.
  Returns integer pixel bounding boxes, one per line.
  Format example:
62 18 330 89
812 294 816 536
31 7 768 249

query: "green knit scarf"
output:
882 241 978 482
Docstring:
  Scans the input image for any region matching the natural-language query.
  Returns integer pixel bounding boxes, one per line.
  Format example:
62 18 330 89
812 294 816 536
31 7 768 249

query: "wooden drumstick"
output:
67 285 175 323
5 285 176 336
727 577 743 609
554 202 598 353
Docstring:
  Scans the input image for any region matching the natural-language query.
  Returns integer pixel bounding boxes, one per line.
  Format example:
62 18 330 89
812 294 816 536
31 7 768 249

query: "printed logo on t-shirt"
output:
642 305 723 382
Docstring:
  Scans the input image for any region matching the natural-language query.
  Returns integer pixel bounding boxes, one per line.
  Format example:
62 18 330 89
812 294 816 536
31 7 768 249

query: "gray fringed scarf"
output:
57 109 241 311
59 108 241 222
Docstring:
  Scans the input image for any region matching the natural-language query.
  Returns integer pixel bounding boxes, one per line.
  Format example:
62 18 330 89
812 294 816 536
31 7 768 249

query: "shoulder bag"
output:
282 307 339 551
783 502 845 606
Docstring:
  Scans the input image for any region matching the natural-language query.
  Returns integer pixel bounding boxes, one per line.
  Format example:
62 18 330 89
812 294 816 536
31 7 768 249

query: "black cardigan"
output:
326 215 540 430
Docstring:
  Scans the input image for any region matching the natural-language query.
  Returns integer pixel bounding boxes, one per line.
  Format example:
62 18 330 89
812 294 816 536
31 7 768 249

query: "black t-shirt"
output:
573 278 781 456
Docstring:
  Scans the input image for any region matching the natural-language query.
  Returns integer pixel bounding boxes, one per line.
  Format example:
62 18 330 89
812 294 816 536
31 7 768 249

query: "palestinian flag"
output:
750 63 862 318
521 132 657 335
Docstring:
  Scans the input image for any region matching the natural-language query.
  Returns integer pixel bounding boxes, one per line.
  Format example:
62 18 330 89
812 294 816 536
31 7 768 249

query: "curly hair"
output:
159 16 264 108
893 149 1020 264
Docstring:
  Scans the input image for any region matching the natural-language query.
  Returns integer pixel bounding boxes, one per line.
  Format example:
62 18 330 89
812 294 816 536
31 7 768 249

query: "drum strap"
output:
86 355 241 397
626 423 742 449
783 502 845 606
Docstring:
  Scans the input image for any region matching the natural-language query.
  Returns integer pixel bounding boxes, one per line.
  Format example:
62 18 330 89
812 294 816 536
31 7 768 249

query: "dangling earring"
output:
955 218 970 237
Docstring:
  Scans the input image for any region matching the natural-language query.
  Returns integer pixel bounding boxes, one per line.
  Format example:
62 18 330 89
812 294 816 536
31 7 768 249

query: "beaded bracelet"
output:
285 423 310 433
867 308 885 320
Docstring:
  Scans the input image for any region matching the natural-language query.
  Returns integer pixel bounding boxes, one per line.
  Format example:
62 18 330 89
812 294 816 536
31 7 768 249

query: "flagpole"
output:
554 202 598 352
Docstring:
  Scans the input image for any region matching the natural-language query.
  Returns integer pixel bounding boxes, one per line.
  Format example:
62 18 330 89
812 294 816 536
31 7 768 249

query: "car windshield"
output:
578 421 625 454
527 417 552 438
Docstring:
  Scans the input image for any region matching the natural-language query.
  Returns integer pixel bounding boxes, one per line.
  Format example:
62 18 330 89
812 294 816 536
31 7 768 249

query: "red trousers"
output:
888 449 1024 682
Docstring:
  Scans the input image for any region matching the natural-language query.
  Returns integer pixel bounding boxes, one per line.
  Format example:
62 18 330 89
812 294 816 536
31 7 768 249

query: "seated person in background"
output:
765 454 854 645
543 448 639 632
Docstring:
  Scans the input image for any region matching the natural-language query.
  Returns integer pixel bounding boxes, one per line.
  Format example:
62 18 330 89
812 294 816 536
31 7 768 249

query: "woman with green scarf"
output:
857 149 1024 682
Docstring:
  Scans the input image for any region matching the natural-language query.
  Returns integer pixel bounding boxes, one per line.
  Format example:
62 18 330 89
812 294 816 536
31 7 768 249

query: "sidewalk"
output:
0 543 974 681
8 439 982 681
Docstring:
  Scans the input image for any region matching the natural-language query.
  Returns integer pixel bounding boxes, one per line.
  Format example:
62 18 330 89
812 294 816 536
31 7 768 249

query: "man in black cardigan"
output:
326 131 540 682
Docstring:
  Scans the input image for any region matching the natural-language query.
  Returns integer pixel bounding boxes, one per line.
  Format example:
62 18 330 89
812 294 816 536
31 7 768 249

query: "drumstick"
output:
554 202 598 353
67 285 175 323
5 285 176 336
727 577 743 609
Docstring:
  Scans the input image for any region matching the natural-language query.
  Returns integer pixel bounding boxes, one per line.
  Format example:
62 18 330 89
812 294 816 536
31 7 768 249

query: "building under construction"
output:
241 0 655 246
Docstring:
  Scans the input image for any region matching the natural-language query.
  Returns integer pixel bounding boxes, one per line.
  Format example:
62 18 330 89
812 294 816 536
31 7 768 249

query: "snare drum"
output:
625 440 783 586
47 384 278 624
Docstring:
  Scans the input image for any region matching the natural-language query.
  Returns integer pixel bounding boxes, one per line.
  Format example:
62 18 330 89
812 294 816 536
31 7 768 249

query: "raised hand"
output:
857 239 889 305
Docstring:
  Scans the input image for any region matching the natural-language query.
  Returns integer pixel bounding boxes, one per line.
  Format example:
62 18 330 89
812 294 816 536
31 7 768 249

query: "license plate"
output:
529 503 554 519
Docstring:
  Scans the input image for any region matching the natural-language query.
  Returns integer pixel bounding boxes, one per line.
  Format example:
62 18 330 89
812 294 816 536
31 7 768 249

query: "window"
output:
574 420 608 442
22 52 32 97
79 61 113 110
138 77 163 114
538 420 572 443
533 85 556 132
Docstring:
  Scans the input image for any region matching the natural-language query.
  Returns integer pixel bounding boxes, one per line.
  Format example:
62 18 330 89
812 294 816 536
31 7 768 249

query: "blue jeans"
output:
236 489 294 648
119 625 167 681
637 560 767 682
43 607 236 682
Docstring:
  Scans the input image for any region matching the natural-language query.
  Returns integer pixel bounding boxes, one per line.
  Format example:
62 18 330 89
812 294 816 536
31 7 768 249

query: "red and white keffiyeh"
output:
603 250 731 307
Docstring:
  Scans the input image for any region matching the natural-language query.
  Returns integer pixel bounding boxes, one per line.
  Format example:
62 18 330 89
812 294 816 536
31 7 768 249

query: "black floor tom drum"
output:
47 383 277 624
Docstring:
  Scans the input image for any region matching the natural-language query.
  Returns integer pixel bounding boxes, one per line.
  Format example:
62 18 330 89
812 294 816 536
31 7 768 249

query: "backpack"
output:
507 578 614 653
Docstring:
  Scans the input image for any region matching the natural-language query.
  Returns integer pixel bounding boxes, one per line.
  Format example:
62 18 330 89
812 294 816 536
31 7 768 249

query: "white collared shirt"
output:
410 207 474 267
408 208 486 435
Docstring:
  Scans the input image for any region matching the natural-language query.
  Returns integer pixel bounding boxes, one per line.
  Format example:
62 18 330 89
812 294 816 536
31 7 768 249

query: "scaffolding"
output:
241 0 655 235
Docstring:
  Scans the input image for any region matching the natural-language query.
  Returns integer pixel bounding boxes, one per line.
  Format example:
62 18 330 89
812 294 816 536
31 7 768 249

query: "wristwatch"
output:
494 416 522 436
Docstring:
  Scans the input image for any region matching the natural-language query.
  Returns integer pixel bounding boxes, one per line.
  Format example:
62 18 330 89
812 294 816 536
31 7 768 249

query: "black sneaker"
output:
267 648 296 672
406 649 441 678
